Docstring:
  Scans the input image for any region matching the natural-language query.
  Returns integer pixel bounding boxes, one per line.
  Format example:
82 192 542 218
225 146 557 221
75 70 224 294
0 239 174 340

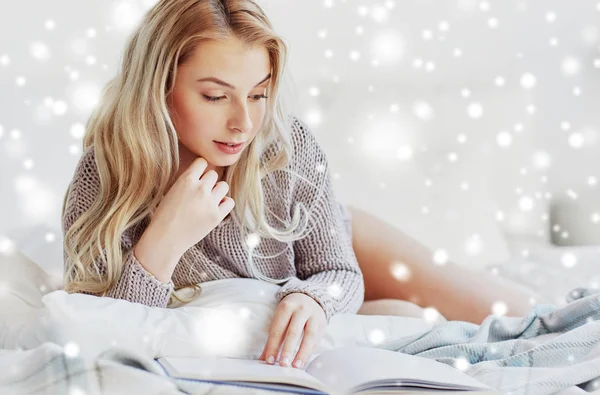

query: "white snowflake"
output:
520 73 536 89
433 249 448 265
491 301 508 316
561 252 577 268
64 342 80 358
467 103 483 119
328 283 342 299
390 262 411 281
368 329 385 345
455 357 470 371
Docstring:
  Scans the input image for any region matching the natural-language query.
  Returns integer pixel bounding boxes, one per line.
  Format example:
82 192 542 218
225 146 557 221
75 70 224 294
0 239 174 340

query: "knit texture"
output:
62 116 365 322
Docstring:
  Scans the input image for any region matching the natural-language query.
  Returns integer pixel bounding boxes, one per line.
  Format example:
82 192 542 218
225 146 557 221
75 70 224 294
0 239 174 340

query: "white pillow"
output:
493 245 600 307
0 248 62 314
4 222 65 280
2 278 433 362
0 248 434 361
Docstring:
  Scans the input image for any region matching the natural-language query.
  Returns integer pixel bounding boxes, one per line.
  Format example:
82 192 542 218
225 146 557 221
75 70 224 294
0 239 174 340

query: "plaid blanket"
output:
2 287 600 395
399 286 600 394
0 342 279 395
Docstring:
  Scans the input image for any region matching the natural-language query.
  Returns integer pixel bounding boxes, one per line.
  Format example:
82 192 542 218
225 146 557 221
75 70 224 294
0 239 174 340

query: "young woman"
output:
62 0 540 371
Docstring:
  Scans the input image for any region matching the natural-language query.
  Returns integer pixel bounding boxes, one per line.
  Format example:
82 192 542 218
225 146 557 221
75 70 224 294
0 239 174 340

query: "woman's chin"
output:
210 153 242 167
213 146 245 160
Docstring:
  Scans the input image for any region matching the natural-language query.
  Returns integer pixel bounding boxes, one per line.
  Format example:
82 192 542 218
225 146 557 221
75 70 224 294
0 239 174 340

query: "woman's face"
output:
168 36 271 177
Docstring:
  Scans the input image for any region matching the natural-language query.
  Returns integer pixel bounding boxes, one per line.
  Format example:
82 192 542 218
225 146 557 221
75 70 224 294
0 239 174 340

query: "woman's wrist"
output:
133 223 183 282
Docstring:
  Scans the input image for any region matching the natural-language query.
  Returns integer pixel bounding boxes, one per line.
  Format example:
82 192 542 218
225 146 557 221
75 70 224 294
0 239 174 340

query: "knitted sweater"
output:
62 116 365 322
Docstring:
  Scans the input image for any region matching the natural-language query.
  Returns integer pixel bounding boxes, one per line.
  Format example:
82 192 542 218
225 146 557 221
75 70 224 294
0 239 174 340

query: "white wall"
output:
1 0 599 276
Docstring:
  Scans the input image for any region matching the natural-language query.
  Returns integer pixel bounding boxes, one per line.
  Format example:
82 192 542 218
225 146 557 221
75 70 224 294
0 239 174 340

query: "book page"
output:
305 346 494 394
157 355 331 394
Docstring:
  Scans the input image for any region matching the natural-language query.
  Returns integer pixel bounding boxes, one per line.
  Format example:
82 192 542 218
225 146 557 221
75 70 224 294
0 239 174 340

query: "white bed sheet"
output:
4 243 600 394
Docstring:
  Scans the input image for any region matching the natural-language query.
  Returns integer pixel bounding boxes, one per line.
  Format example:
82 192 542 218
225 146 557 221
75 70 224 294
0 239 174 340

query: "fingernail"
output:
294 360 303 368
281 357 289 366
267 355 275 364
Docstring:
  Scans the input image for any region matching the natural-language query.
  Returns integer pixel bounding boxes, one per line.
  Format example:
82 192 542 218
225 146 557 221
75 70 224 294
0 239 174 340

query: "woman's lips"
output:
214 141 244 154
216 140 245 144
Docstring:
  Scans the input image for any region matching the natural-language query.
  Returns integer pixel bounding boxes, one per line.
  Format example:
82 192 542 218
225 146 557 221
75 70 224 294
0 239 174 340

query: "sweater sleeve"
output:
275 117 365 323
62 147 174 307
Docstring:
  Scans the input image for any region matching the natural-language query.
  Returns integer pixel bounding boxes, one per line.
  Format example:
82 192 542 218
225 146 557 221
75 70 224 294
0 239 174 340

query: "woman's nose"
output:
230 107 253 133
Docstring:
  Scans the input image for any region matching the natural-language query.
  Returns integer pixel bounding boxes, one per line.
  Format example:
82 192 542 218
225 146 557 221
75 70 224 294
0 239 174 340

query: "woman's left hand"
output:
258 292 327 369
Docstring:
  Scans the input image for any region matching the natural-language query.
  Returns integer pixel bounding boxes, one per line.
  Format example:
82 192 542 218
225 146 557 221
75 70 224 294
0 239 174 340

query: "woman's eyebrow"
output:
196 73 271 89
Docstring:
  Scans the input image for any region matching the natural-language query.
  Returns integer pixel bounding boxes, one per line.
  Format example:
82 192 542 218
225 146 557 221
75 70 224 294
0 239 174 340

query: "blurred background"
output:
0 0 599 307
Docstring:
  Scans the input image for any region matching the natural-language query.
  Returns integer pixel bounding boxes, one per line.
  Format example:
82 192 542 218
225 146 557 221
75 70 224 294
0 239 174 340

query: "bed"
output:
2 225 600 395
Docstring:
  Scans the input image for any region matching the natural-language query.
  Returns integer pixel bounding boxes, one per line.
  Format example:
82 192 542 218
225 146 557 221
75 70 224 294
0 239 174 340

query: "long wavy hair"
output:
61 0 314 303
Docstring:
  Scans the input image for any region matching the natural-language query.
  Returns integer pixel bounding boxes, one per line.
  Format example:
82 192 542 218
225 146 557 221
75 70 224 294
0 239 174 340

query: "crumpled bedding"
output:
3 253 600 394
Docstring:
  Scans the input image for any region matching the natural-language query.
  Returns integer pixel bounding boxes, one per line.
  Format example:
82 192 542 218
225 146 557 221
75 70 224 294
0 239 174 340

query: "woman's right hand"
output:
148 156 235 255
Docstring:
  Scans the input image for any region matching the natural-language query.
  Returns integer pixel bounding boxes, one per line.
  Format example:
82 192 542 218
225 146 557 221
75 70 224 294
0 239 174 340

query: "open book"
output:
155 346 500 394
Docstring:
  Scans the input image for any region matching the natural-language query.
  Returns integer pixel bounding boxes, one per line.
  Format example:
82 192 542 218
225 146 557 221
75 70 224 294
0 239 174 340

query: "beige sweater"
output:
62 116 364 322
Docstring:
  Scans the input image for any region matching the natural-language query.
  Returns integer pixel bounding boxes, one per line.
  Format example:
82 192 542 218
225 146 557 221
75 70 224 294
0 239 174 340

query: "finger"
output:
262 304 294 365
258 323 275 362
199 169 219 190
185 157 208 180
279 312 309 367
218 196 235 217
258 347 268 361
211 180 229 197
292 317 323 369
258 342 269 361
212 181 231 206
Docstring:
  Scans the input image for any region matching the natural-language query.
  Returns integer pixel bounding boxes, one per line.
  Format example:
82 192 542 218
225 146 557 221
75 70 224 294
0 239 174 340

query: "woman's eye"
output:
202 95 225 102
202 94 269 103
251 94 269 101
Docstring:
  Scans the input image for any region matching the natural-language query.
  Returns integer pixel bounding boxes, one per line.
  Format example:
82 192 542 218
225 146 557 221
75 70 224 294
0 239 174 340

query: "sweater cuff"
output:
104 250 174 307
276 277 335 323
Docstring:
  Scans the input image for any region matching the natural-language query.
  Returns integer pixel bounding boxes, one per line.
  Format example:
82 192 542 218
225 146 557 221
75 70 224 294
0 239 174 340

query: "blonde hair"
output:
62 0 315 304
